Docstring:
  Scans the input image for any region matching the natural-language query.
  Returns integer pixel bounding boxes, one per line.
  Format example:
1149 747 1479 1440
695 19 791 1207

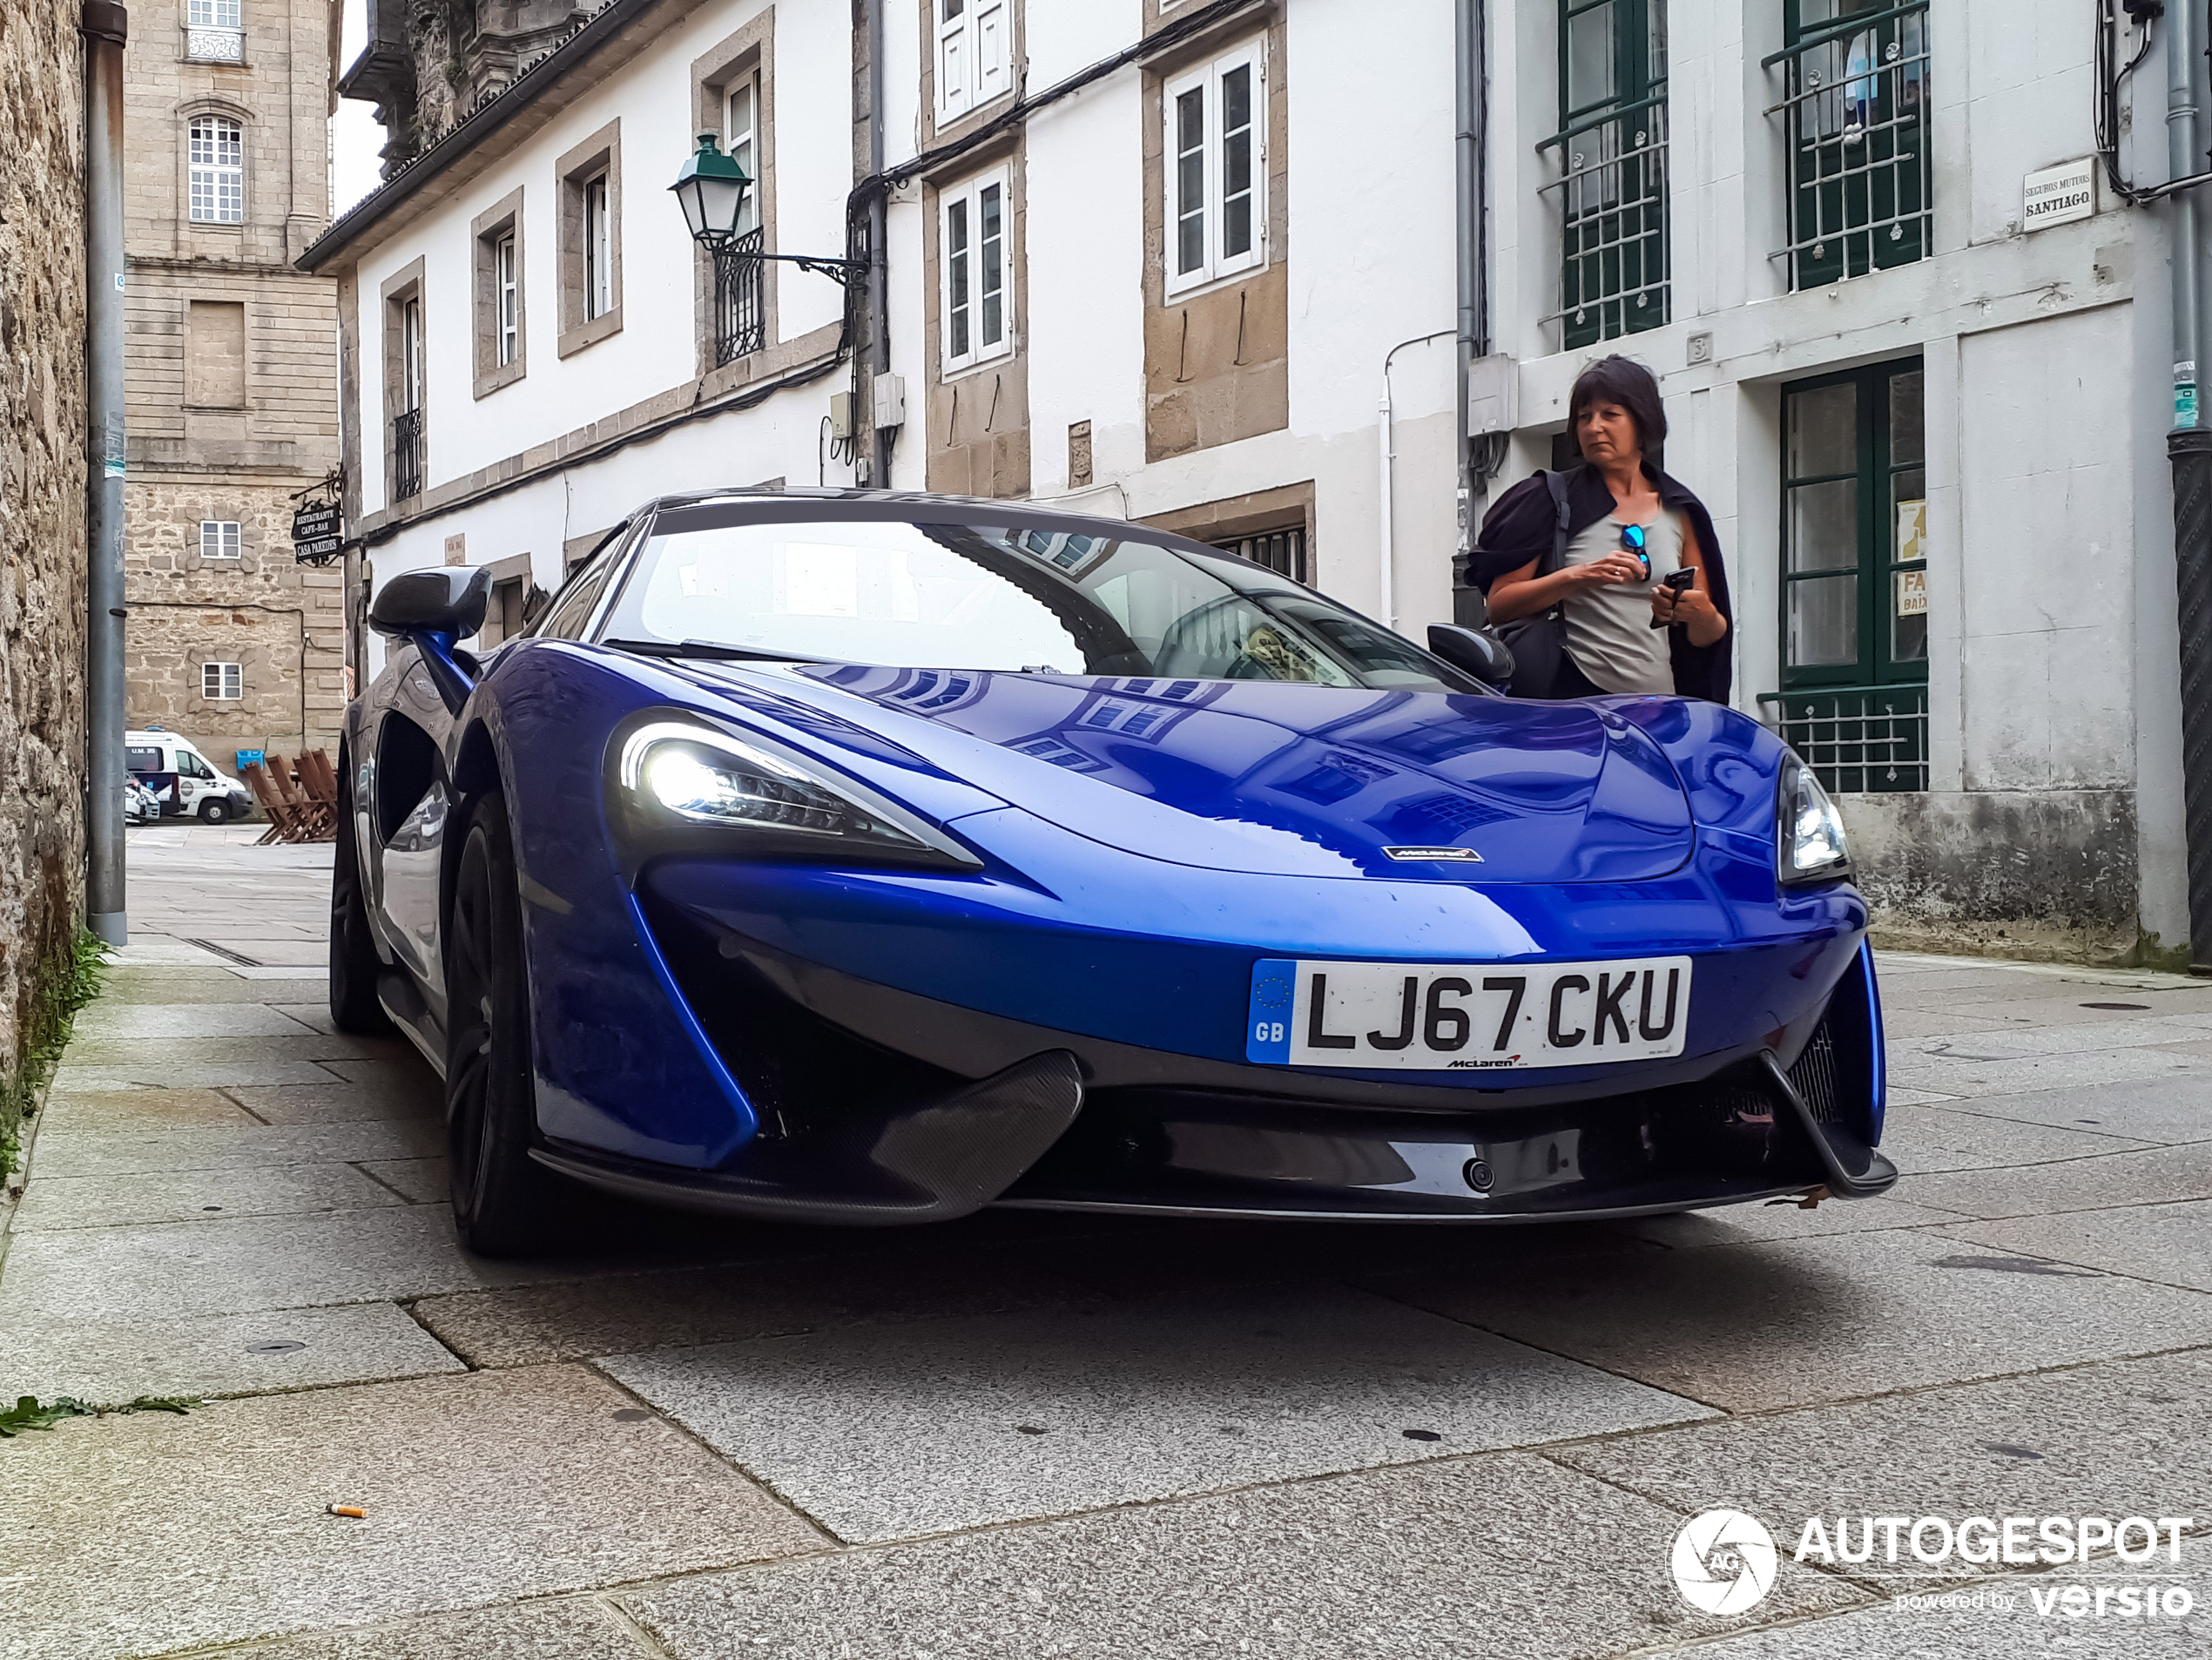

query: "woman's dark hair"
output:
1568 354 1667 462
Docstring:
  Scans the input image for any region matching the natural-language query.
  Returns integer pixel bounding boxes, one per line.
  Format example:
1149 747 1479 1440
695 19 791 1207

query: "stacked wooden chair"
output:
245 749 341 845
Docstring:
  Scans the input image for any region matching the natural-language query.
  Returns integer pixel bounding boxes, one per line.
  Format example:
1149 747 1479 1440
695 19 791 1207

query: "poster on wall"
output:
1896 499 1927 564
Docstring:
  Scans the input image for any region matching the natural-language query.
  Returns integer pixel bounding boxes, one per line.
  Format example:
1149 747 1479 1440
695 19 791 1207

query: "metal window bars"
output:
714 226 766 367
1766 2 1932 290
1539 91 1672 347
1213 527 1308 584
1756 683 1929 793
391 408 425 503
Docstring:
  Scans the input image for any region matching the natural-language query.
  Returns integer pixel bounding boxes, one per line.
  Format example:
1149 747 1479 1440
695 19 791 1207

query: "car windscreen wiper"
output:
602 638 827 665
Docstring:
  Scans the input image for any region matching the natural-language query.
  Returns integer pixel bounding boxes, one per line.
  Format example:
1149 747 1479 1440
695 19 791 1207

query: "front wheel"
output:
444 792 566 1257
199 796 233 825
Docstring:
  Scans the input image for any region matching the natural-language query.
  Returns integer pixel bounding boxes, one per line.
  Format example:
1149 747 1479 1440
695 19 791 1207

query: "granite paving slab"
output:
0 1300 465 1403
1878 1007 2013 1040
1370 1229 2212 1412
272 1002 341 1034
34 1087 260 1133
620 1450 1865 1659
413 1252 1099 1368
0 1205 588 1319
56 1032 408 1068
147 1598 656 1660
1897 1141 2212 1218
1899 1013 2212 1062
1940 1200 2212 1293
98 972 329 1004
1874 1104 2153 1174
8 1161 408 1232
601 1283 1716 1542
1925 1076 2212 1145
357 1156 448 1204
69 1002 319 1040
0 1366 825 1660
1886 1046 2211 1100
226 1075 444 1125
1548 1347 2212 1589
23 1118 446 1178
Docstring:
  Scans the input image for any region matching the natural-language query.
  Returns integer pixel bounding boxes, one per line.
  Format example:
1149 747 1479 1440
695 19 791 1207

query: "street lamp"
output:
668 132 751 248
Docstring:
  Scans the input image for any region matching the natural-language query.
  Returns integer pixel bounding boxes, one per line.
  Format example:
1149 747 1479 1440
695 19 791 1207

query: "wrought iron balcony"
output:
392 408 425 503
185 24 245 62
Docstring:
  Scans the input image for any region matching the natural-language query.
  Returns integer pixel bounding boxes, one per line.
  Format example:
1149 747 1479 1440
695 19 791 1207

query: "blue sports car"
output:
334 489 1896 1256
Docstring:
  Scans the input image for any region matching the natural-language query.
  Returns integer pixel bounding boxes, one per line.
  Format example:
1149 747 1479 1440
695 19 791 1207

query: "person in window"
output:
1473 354 1733 702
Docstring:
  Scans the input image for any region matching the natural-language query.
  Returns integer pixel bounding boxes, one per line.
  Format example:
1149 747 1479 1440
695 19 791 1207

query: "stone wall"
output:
0 0 90 1070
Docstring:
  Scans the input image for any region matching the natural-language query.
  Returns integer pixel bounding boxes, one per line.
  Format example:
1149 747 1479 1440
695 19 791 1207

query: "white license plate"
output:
1245 956 1693 1070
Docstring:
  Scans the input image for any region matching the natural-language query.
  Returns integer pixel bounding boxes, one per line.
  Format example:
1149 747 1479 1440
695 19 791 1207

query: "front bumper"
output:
546 880 1893 1225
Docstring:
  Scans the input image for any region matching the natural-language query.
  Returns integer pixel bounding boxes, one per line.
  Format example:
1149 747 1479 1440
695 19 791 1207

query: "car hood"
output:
684 666 1694 885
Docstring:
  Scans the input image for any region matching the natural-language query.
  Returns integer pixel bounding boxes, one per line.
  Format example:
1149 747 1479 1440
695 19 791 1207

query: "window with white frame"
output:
199 520 241 559
185 0 245 62
202 662 243 700
188 116 245 224
584 175 613 320
495 233 518 366
1163 40 1265 297
941 166 1010 374
725 71 761 236
935 0 1009 124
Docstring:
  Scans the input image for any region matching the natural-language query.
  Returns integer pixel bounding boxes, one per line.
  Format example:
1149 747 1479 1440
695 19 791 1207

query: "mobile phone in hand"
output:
1650 568 1696 629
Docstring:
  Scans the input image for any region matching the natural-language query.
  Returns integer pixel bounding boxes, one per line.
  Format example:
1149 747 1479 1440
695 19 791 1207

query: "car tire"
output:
444 792 566 1258
199 797 231 825
329 778 393 1036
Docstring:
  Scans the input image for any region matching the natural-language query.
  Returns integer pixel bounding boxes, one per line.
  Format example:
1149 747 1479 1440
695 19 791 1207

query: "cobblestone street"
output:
2 827 2209 1658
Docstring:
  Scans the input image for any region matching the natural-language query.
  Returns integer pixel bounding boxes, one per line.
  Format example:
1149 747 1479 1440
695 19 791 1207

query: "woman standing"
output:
1473 356 1733 702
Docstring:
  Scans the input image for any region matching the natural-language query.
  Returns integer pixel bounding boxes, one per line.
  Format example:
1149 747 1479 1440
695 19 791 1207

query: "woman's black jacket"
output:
1467 462 1736 705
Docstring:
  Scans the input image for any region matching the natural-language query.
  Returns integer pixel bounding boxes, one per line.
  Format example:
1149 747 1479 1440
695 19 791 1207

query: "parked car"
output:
125 730 253 824
334 489 1893 1256
123 773 159 826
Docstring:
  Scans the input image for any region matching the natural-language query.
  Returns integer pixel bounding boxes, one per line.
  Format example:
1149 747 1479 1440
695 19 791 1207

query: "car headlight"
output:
1777 752 1851 886
616 720 980 867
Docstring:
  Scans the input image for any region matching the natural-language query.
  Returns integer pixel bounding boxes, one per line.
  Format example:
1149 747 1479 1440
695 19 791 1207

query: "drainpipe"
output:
83 0 129 948
867 0 894 488
2168 2 2212 971
1453 0 1489 626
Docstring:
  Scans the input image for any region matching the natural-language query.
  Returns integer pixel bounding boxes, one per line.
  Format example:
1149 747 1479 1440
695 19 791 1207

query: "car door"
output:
367 646 459 1025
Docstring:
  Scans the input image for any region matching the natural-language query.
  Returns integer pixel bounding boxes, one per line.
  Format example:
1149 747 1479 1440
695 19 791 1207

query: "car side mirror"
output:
370 566 492 642
1426 624 1516 689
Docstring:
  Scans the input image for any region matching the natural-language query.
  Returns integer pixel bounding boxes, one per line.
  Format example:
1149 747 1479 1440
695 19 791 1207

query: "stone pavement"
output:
1 822 2209 1657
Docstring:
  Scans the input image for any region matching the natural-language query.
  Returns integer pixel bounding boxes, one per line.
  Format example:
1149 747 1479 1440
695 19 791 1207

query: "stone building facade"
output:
0 0 89 1082
123 0 343 770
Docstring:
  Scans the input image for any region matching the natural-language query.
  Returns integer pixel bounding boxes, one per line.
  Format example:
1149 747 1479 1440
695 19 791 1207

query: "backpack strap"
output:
1537 467 1575 578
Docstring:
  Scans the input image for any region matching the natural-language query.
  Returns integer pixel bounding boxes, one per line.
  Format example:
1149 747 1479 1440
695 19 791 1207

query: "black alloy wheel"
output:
444 792 566 1257
328 773 393 1036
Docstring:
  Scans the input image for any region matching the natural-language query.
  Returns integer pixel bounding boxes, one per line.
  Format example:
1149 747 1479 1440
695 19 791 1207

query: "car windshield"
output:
595 512 1463 691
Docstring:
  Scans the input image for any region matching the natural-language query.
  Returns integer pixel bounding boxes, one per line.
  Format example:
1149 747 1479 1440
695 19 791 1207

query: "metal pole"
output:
2168 1 2212 970
867 0 894 489
83 0 128 948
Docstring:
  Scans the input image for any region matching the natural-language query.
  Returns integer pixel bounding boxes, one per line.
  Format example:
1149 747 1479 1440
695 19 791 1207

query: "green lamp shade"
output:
671 132 752 245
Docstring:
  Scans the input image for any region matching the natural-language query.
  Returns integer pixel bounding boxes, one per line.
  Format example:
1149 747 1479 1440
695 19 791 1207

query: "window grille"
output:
1768 1 1931 288
188 117 244 224
202 662 244 700
1213 526 1306 584
392 408 425 502
1757 686 1929 793
714 226 766 365
1540 0 1669 347
199 520 241 559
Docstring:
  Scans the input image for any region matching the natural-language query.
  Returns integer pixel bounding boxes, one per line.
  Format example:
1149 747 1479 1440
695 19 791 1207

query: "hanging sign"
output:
292 502 343 565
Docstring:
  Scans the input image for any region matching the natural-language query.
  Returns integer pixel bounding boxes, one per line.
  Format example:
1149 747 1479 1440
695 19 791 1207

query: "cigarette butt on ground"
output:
327 1504 367 1518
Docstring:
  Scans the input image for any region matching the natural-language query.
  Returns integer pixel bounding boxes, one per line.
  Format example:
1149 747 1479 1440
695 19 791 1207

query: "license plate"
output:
1244 956 1693 1070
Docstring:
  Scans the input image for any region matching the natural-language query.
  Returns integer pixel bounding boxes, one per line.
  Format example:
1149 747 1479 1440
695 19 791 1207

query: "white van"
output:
125 729 254 825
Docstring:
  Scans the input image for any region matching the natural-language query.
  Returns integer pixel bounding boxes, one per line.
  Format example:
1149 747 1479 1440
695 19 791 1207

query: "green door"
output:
1770 358 1928 792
